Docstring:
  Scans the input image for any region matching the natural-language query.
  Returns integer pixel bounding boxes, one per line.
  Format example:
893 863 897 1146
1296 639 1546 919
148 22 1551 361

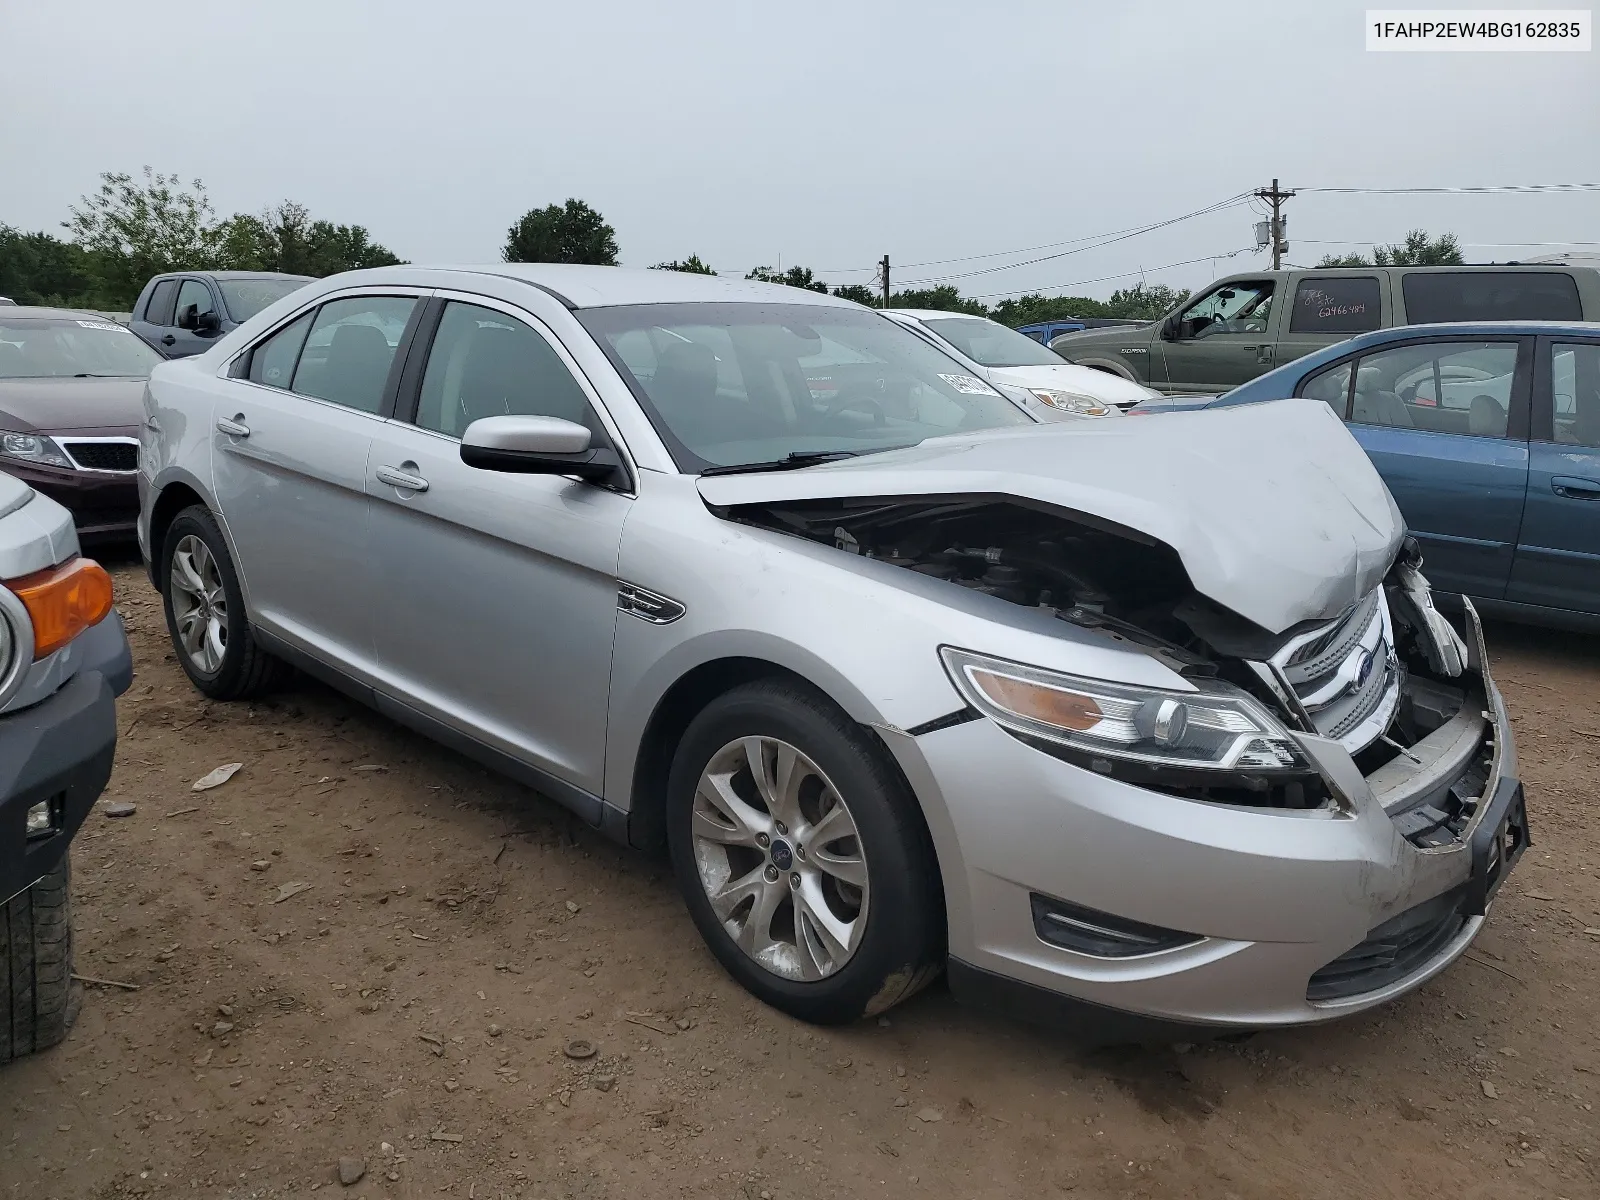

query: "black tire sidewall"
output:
667 681 942 1024
160 508 254 697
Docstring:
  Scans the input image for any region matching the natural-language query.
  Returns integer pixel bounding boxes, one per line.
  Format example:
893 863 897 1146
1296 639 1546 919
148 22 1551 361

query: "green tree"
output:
217 202 401 276
1103 283 1189 320
1315 231 1463 269
991 293 1110 327
887 284 989 316
64 167 225 306
830 283 880 307
746 265 829 293
651 254 716 274
503 199 618 265
0 225 106 308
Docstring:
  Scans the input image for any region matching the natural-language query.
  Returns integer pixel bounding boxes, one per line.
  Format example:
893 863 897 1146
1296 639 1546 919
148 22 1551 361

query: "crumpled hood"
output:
986 363 1157 406
0 377 147 434
698 398 1403 634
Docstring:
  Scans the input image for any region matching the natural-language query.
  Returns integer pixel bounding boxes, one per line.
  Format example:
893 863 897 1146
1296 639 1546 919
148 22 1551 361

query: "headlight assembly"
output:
1027 389 1111 417
940 647 1312 780
0 432 74 469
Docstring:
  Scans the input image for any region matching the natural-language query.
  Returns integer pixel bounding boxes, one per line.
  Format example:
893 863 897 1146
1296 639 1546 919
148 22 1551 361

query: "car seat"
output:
1467 393 1506 437
320 324 392 410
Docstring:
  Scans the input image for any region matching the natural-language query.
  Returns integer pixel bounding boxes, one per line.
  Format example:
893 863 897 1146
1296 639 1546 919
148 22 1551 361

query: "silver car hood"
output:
697 398 1403 635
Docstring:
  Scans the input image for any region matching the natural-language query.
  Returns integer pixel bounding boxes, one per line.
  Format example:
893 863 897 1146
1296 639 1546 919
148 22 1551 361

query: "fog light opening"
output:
1029 893 1202 958
25 795 63 841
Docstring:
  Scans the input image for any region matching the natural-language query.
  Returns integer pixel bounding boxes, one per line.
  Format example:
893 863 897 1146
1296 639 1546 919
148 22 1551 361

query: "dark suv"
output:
129 271 312 359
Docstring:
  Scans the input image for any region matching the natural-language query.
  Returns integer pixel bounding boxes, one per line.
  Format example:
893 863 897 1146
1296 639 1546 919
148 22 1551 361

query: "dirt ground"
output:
4 558 1598 1200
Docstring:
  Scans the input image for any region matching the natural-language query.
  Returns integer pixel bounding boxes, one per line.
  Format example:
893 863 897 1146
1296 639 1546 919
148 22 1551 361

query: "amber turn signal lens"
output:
6 557 114 660
968 667 1103 732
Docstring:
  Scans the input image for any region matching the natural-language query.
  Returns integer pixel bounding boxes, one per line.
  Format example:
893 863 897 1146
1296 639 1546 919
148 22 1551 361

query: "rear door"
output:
1153 278 1281 393
129 278 178 355
1319 335 1532 600
1273 273 1385 372
1506 336 1600 615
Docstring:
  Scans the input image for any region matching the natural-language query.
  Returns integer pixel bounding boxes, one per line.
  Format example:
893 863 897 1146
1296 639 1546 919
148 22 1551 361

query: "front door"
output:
210 291 424 676
1334 336 1531 600
167 278 225 359
1154 278 1279 393
365 295 631 797
1507 337 1600 615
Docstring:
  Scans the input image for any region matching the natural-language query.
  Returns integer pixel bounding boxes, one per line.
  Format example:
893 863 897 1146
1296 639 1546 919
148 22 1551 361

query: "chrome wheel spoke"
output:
170 535 227 674
795 875 859 979
805 799 866 887
694 771 767 846
170 551 206 600
203 618 227 672
735 878 786 958
709 863 768 922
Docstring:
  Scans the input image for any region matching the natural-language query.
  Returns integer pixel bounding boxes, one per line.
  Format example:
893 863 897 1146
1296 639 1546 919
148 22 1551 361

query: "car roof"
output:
881 308 993 323
0 305 110 321
341 264 864 311
149 271 315 282
1336 320 1600 348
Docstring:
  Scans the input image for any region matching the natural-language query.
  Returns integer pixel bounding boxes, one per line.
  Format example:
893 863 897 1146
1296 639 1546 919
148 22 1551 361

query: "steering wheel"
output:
821 386 887 422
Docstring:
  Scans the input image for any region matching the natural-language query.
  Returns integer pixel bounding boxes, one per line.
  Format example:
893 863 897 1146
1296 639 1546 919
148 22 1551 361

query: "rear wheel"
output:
1 855 80 1063
667 681 944 1024
161 506 287 700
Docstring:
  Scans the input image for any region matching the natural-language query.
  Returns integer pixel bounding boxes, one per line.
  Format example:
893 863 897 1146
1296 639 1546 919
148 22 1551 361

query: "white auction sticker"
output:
938 373 1001 396
76 320 127 332
1368 10 1591 50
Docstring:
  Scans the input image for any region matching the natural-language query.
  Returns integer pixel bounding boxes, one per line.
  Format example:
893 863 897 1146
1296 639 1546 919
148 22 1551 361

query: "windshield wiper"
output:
72 372 132 378
699 450 866 477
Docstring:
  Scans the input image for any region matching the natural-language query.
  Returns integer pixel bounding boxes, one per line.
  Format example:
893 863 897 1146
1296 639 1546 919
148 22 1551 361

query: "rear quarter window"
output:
1290 277 1381 334
1402 271 1582 322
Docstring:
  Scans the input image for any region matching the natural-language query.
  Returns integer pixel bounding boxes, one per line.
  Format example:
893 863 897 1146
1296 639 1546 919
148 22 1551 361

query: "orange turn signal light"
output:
6 557 114 659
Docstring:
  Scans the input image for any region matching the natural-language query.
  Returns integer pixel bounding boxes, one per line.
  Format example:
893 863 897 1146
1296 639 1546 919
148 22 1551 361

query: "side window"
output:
246 311 314 388
145 280 178 325
1402 271 1582 322
291 296 418 414
1298 361 1353 415
1551 342 1600 449
1179 281 1274 339
175 279 215 322
1290 277 1381 334
415 301 594 437
1349 341 1519 437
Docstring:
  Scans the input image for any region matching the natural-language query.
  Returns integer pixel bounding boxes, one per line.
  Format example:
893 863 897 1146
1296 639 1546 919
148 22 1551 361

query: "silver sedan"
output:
138 266 1526 1032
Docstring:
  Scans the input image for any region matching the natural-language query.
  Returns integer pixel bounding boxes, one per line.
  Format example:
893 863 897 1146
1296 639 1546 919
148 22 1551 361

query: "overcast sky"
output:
2 0 1596 299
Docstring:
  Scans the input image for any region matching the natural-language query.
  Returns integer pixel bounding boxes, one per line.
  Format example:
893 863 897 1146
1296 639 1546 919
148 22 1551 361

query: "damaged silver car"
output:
137 266 1528 1032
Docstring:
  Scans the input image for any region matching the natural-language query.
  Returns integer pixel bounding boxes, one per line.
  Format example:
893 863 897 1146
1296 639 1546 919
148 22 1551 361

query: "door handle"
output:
160 334 176 346
1256 345 1274 364
216 415 250 438
1551 475 1600 501
375 464 429 492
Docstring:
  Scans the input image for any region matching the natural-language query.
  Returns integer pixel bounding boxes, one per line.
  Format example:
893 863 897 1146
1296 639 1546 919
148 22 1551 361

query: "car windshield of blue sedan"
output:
580 303 1034 471
0 317 162 378
921 317 1067 368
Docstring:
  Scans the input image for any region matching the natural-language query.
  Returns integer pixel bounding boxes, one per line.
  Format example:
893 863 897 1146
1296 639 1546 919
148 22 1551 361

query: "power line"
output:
962 246 1257 302
1293 183 1600 195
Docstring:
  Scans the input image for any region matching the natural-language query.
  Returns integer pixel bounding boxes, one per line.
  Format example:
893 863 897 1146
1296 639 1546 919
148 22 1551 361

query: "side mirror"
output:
196 309 222 333
1160 315 1181 341
175 304 199 331
460 415 623 484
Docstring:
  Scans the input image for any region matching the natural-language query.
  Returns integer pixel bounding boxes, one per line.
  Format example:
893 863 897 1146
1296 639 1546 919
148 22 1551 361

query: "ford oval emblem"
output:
1355 649 1375 687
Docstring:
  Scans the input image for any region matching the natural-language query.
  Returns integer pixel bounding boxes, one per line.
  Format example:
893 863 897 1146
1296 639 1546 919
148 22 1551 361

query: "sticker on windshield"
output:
75 320 127 333
938 373 1001 397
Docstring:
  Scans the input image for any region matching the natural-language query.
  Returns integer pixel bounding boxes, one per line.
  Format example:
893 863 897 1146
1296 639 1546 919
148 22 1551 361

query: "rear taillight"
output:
5 557 114 659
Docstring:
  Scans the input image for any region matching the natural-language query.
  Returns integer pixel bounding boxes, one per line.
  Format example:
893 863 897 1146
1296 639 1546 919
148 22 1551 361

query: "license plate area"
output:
1465 778 1530 916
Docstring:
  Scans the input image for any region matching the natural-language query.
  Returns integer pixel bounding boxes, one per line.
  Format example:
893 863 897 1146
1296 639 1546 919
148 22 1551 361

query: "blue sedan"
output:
1129 321 1600 629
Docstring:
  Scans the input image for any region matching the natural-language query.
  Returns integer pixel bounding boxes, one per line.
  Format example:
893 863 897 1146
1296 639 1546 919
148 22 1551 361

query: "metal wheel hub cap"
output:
690 736 869 981
169 534 228 675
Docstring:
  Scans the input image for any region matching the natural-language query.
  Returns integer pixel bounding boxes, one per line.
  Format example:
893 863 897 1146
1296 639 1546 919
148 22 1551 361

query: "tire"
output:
1 855 81 1064
160 505 286 700
666 680 944 1024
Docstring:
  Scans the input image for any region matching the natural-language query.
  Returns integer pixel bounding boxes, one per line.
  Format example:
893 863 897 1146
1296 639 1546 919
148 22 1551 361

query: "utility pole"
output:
879 255 891 307
1255 178 1295 270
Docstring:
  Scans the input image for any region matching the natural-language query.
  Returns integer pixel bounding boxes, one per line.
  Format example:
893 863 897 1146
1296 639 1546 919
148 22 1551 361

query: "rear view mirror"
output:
460 415 623 484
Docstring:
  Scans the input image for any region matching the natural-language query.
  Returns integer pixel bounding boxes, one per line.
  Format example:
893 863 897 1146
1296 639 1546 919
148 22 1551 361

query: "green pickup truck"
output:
1050 264 1600 394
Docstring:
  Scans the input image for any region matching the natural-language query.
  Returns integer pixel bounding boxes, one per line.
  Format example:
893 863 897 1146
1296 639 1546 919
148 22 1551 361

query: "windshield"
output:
220 277 311 322
921 317 1067 368
580 303 1034 472
0 318 161 378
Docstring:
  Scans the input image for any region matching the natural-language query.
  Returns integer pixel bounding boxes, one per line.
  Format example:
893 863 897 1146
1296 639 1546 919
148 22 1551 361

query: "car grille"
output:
1307 889 1467 1002
63 440 138 472
1263 588 1401 754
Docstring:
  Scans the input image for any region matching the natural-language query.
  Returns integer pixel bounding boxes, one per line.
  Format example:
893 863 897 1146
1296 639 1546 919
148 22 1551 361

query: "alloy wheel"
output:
690 736 869 981
168 534 228 675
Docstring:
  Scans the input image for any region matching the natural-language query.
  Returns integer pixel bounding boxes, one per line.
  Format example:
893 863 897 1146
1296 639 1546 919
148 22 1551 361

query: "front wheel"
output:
1 855 80 1063
666 681 944 1024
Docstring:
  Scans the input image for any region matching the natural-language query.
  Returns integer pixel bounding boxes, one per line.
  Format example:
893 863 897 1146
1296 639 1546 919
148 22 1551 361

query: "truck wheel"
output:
161 506 287 700
1 855 80 1063
666 680 945 1024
